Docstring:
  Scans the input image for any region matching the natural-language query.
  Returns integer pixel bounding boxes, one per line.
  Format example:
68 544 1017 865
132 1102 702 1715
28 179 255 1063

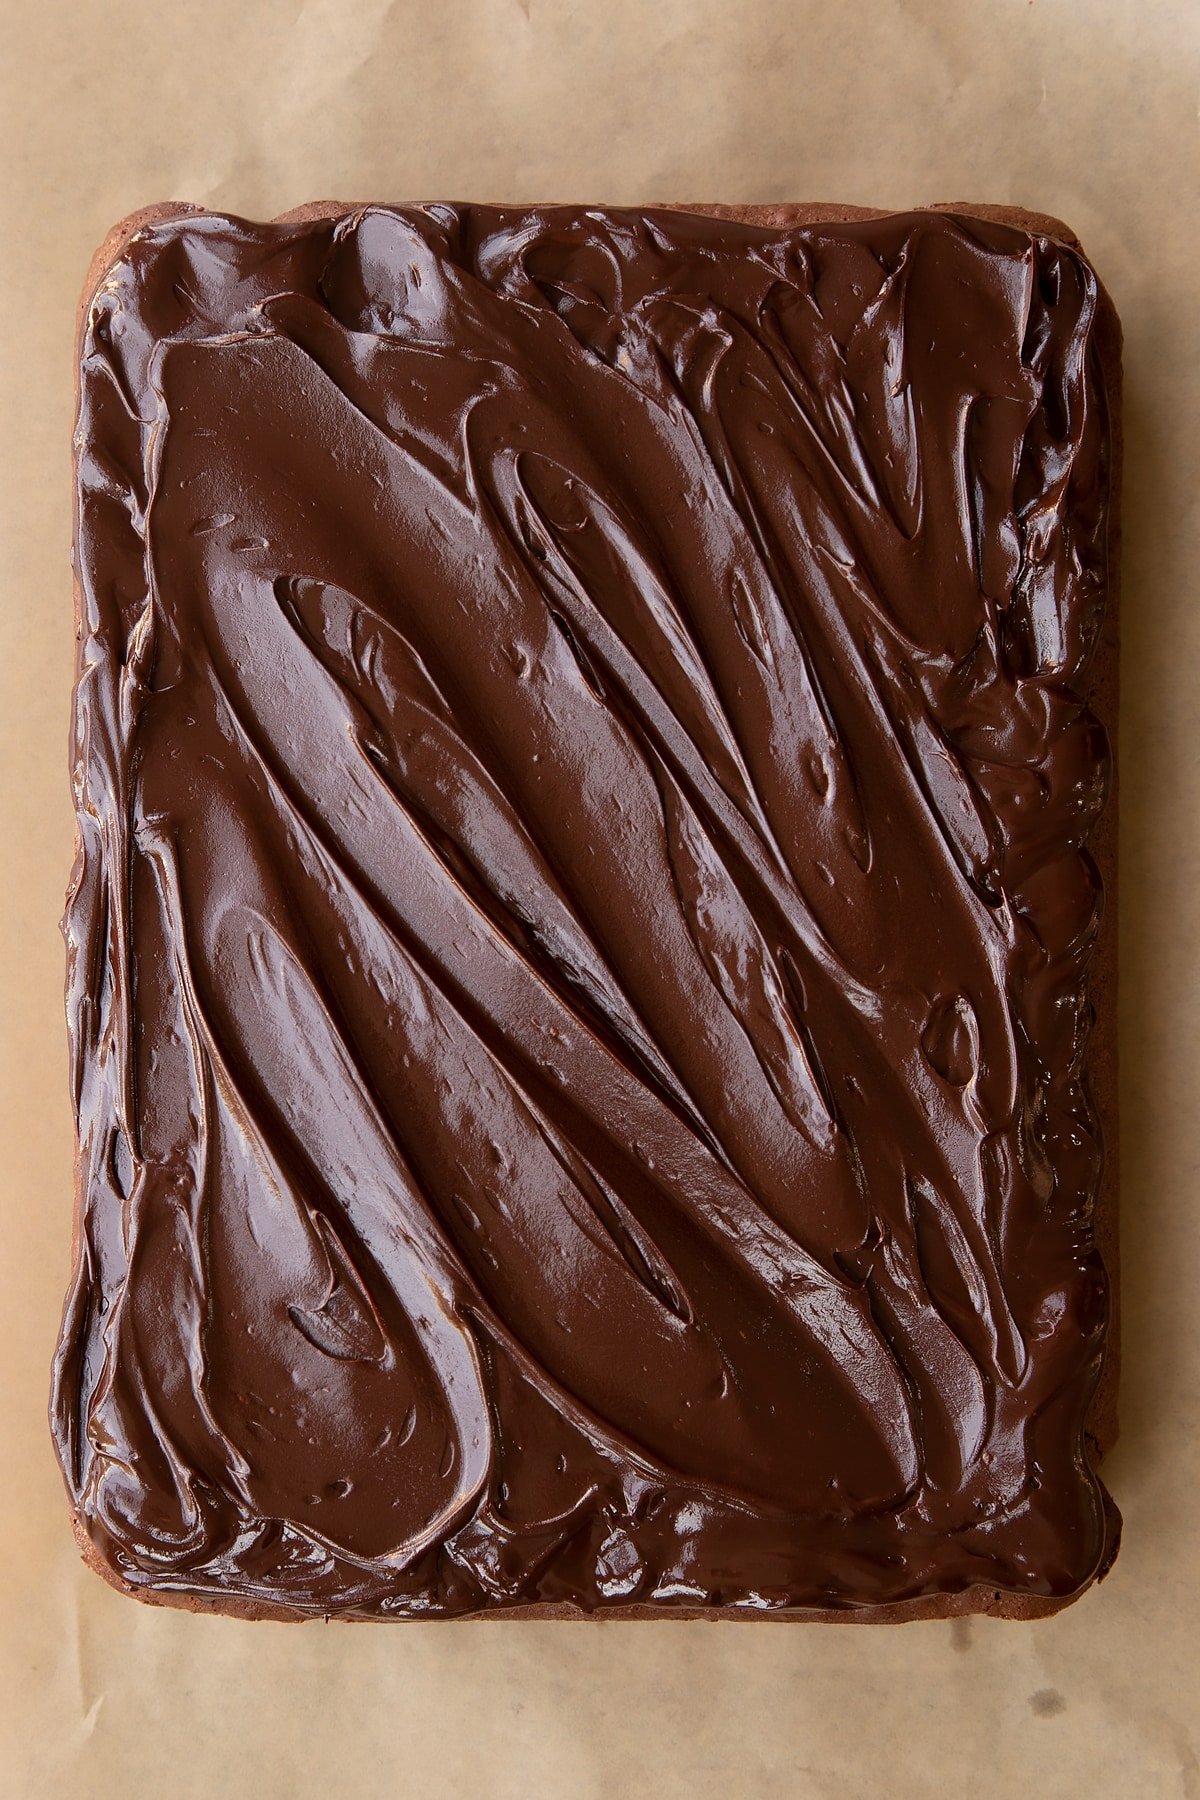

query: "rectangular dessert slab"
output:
53 201 1120 1620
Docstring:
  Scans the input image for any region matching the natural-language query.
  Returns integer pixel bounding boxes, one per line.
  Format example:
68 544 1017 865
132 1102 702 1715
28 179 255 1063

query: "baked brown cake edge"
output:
58 199 1122 1624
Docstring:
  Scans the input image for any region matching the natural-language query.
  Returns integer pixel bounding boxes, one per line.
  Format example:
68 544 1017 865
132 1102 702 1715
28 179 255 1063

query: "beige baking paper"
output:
2 0 1197 1793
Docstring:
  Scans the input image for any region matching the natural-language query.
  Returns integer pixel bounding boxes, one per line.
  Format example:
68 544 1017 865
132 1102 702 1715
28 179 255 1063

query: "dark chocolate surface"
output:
53 204 1117 1616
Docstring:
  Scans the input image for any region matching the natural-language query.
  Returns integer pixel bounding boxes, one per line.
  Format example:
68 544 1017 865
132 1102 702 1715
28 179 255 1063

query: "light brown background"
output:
2 1 1198 1794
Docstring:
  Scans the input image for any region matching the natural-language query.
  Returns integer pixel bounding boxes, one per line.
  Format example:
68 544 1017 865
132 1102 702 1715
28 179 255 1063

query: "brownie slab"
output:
53 202 1120 1620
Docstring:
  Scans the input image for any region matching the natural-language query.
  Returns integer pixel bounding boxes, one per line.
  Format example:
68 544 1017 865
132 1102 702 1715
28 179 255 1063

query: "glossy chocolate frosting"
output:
53 204 1117 1616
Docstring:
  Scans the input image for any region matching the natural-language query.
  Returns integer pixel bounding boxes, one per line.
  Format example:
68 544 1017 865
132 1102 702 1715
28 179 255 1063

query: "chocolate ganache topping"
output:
53 205 1116 1616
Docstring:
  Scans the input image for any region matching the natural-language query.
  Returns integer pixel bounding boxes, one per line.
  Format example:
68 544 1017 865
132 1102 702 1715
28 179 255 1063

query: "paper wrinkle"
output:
64 1573 106 1745
2 0 1199 1792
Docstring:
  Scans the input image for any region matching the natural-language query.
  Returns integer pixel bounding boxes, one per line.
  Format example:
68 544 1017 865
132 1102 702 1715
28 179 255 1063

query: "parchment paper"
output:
2 1 1198 1794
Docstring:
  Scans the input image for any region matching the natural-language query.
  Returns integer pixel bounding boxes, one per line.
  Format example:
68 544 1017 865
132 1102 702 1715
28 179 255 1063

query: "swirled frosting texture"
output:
54 205 1116 1616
